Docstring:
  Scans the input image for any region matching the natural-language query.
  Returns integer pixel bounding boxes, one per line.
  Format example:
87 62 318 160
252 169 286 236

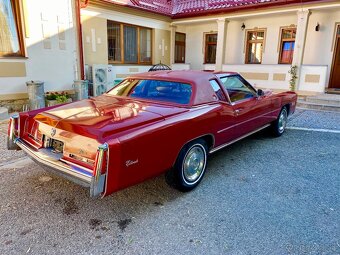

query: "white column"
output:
215 18 229 71
292 9 310 90
170 25 177 65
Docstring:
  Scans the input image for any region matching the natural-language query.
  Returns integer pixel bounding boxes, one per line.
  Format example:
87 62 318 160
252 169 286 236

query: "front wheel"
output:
271 107 288 137
166 139 208 192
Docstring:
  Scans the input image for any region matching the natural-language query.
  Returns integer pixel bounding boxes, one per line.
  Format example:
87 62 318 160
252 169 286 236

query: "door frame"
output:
329 23 340 89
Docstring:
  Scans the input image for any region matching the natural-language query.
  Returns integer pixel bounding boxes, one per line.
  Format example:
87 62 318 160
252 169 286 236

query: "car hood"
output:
34 95 189 141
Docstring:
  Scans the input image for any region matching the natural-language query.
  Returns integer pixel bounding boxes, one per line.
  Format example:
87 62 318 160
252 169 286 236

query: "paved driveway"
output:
0 109 339 255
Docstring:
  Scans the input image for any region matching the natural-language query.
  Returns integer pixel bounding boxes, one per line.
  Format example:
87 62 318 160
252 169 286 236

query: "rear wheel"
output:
166 139 208 192
271 107 288 137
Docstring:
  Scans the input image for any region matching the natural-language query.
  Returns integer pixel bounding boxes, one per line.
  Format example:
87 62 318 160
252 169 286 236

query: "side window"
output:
175 32 186 63
245 30 265 64
209 80 227 101
220 76 256 103
0 0 25 57
204 33 217 64
278 28 296 64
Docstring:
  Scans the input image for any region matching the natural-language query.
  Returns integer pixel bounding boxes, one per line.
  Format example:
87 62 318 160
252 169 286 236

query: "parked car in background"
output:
7 71 297 197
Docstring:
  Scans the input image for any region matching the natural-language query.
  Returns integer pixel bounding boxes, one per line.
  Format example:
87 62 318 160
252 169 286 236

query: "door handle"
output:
234 108 243 115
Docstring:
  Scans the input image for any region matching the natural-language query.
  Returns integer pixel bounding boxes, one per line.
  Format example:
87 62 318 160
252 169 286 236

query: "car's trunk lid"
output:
34 95 188 141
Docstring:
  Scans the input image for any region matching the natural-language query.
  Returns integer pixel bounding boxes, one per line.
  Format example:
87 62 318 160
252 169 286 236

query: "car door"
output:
208 79 240 147
219 75 271 137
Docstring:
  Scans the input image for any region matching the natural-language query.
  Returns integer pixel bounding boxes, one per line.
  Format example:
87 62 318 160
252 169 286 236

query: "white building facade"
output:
171 1 340 93
1 0 339 111
81 0 340 94
0 0 80 111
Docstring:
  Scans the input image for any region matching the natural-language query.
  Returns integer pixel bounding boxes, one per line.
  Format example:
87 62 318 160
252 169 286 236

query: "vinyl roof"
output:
127 70 225 105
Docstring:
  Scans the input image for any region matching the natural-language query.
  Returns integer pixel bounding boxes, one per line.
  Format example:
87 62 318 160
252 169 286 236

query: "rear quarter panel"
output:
103 91 297 196
104 104 221 195
271 91 297 116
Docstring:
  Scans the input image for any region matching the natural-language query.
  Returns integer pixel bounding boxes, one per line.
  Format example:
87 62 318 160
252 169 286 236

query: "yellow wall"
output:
0 62 26 77
81 15 108 66
153 29 171 65
81 15 171 66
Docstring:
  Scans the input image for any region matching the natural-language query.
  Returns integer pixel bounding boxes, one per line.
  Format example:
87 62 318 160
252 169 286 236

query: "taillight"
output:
7 119 12 137
93 143 109 177
90 143 109 197
8 114 19 138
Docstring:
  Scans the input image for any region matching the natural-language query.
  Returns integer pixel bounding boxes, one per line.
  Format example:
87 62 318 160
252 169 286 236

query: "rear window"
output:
107 79 192 105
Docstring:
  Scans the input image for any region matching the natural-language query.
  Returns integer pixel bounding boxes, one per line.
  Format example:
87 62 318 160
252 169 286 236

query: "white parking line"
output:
287 127 340 134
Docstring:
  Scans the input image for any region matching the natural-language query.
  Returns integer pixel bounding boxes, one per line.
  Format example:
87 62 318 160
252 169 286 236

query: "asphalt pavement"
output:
0 109 339 255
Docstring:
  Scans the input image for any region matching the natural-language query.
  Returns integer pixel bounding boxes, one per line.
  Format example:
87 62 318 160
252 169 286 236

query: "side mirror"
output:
257 89 264 97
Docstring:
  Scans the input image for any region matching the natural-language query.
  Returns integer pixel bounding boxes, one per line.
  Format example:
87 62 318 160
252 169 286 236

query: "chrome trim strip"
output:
217 109 279 134
15 138 92 187
210 124 271 154
103 143 110 197
59 158 93 174
90 143 108 198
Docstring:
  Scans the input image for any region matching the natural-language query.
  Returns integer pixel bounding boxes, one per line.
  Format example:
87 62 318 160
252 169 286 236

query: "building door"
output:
329 25 340 89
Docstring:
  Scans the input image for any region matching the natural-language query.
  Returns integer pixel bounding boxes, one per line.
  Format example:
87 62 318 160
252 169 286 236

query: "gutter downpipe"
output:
76 0 89 80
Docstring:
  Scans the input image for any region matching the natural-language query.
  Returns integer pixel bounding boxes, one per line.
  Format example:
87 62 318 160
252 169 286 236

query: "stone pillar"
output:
170 25 177 65
215 18 229 71
292 9 310 90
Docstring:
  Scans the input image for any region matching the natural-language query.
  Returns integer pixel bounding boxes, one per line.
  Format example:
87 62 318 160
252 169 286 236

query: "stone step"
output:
326 89 340 95
305 97 340 105
314 94 340 100
297 100 340 112
0 107 9 121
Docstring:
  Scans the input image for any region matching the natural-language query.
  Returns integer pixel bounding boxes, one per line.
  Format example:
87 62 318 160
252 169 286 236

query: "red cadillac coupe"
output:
8 71 297 197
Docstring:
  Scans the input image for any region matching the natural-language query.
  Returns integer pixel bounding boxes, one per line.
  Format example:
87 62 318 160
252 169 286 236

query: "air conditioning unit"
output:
85 64 93 82
107 65 115 91
92 64 108 96
85 64 93 96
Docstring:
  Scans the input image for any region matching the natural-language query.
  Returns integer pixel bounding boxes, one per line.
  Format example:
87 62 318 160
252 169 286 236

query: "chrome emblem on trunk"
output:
50 128 56 137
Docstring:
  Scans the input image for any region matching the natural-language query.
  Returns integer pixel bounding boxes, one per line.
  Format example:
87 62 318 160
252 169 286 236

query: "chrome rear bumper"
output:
15 138 92 187
14 138 106 198
7 114 107 197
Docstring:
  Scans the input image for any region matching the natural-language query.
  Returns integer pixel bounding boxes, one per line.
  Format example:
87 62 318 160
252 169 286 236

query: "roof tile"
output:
104 0 317 17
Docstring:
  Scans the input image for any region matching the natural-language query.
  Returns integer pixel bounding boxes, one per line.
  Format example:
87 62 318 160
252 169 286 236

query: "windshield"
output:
107 79 192 105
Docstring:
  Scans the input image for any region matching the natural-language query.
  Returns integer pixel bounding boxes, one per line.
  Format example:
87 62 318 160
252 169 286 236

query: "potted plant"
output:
288 65 298 91
45 91 72 107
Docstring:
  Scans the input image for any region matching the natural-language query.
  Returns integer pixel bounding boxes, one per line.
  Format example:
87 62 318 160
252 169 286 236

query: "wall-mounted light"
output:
241 23 246 30
315 23 320 32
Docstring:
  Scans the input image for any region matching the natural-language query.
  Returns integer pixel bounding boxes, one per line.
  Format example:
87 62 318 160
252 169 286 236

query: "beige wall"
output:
303 9 340 84
153 29 171 65
177 22 218 70
81 6 172 76
303 9 340 65
0 62 26 77
171 2 340 91
232 13 297 65
81 15 108 66
82 6 170 67
178 13 297 68
81 16 171 67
